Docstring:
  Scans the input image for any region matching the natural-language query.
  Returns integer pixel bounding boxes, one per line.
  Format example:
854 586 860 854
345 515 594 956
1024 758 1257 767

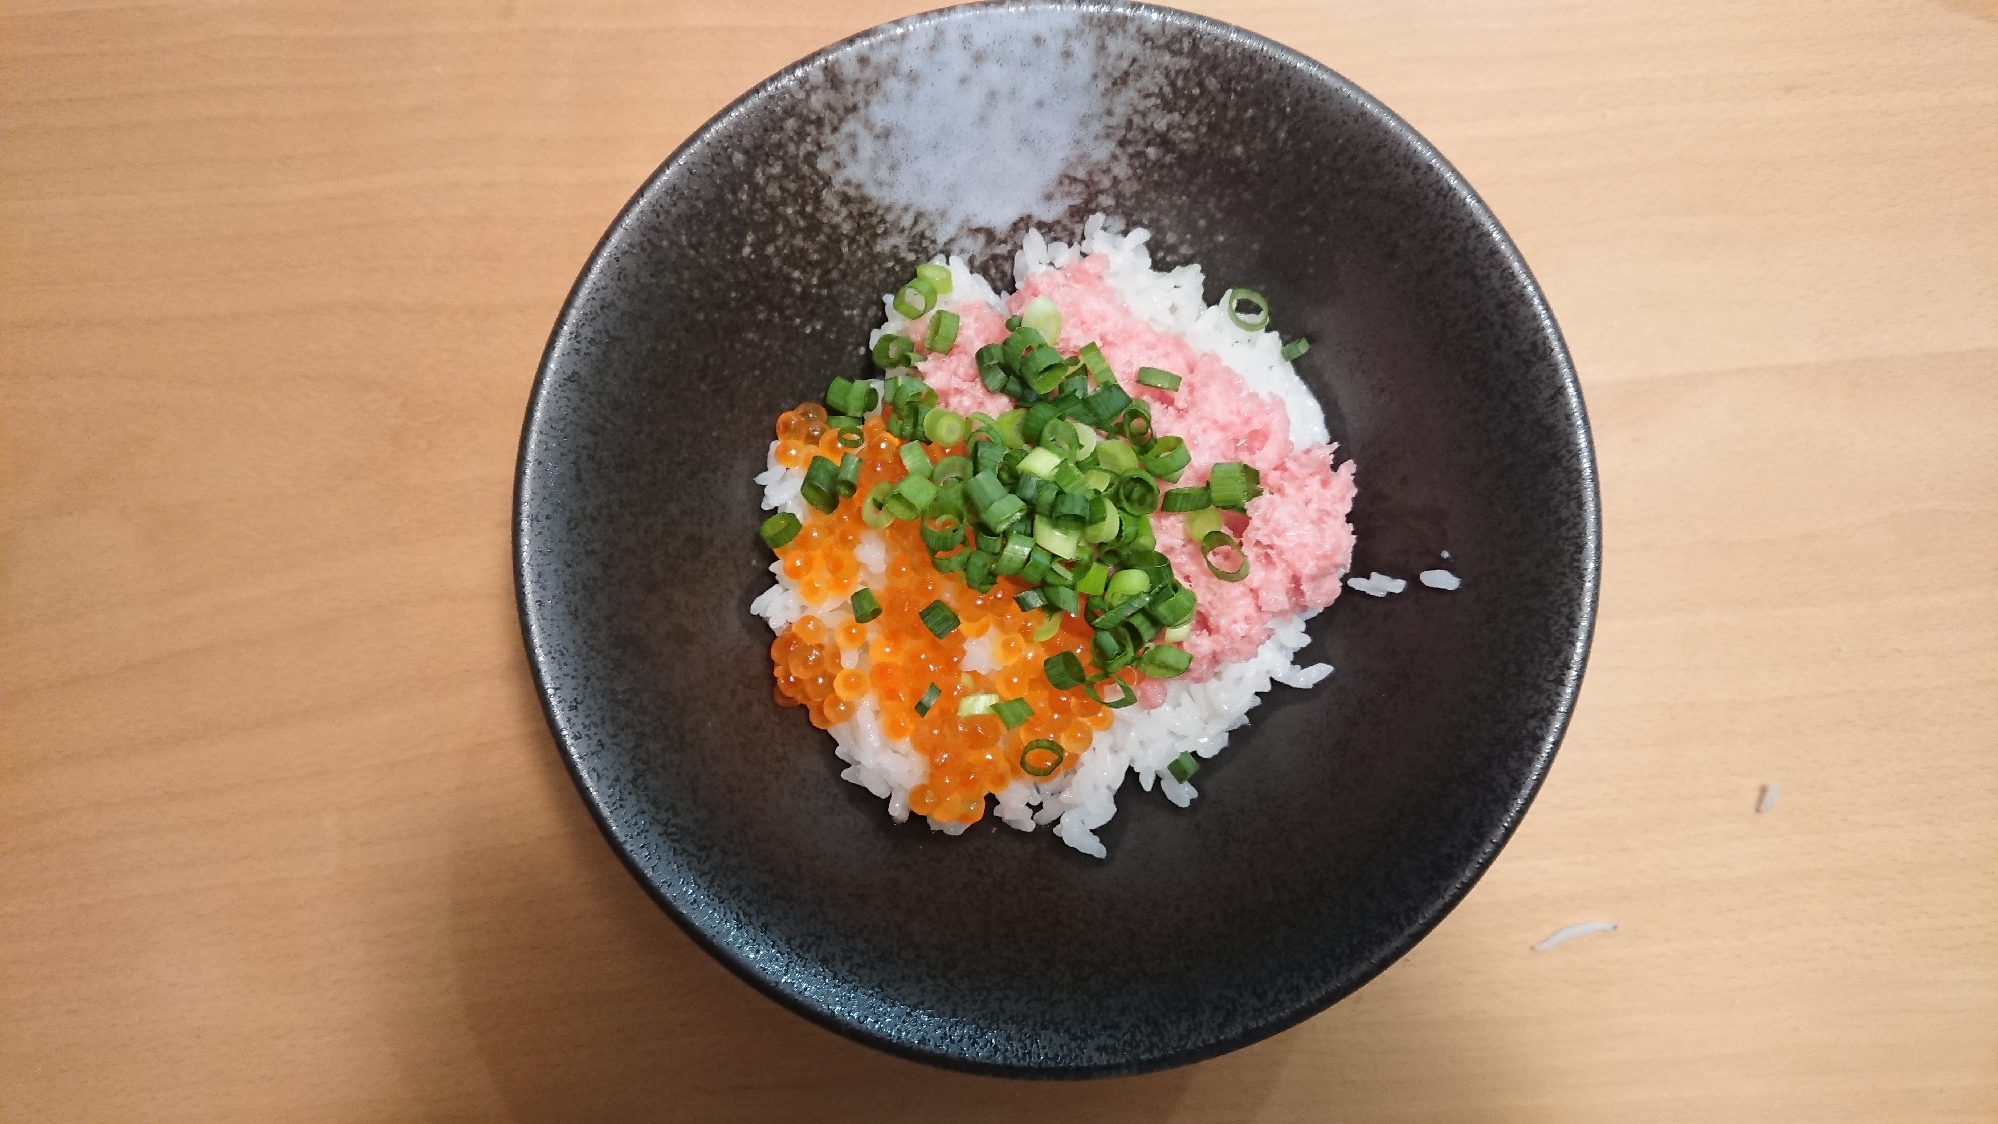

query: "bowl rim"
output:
514 0 1601 1078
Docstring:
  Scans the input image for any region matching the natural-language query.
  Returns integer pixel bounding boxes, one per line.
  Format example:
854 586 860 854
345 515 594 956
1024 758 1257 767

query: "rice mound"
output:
751 216 1343 858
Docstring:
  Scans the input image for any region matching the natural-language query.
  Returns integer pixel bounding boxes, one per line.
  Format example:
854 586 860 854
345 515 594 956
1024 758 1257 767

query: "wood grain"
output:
3 0 1993 1119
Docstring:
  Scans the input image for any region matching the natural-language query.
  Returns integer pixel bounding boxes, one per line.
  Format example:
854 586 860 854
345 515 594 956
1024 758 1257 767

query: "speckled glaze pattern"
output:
515 0 1599 1078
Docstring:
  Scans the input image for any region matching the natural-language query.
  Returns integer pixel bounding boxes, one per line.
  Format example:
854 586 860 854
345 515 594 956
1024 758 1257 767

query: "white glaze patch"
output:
815 11 1161 245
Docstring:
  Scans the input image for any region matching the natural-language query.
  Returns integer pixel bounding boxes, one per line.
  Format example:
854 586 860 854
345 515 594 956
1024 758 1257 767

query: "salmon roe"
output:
763 400 1128 826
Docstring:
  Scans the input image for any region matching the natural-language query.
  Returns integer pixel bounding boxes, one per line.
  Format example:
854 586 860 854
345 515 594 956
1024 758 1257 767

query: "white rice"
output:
763 217 1340 857
1418 569 1462 590
1532 921 1619 951
1347 571 1408 597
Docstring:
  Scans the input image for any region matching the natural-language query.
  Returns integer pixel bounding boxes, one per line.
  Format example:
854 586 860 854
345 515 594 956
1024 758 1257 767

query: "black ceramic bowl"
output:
516 0 1597 1078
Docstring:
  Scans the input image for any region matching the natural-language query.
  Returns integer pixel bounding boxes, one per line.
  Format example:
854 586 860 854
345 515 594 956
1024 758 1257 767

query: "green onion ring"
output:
894 277 938 319
872 333 916 370
1083 673 1138 709
924 309 960 353
1019 739 1065 778
1200 529 1250 582
1224 287 1270 331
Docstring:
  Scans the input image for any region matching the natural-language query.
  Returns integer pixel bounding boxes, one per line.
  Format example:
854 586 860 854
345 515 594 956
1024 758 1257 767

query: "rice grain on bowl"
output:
751 217 1357 857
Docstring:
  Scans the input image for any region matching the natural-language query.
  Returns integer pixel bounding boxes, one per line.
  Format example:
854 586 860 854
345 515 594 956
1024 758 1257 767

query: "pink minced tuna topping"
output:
916 255 1357 686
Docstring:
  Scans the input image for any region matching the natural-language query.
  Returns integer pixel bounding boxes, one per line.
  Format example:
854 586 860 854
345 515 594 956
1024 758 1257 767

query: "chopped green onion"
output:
825 413 862 431
899 442 933 478
995 533 1034 575
1031 614 1063 642
1183 506 1224 542
1092 588 1153 632
1018 446 1062 480
1013 588 1047 613
922 310 960 355
1033 517 1081 560
1067 420 1098 460
963 550 997 592
1083 496 1121 543
1116 402 1153 445
1043 651 1087 690
1136 366 1182 391
836 425 865 450
850 587 882 623
1019 545 1054 586
1167 751 1200 782
837 452 862 498
1090 626 1128 667
1019 295 1062 344
921 513 964 553
994 409 1027 448
992 697 1034 730
914 683 942 716
1094 438 1140 475
1161 485 1210 512
1118 511 1156 553
1105 568 1152 605
918 600 961 638
889 473 938 519
1208 461 1260 510
860 481 895 529
1043 584 1080 613
976 344 1009 392
1083 673 1137 709
1051 461 1088 494
1021 346 1067 394
1116 472 1159 515
965 471 1008 514
801 456 840 513
1139 436 1190 482
1078 342 1111 385
1224 287 1270 331
978 493 1027 534
929 542 971 572
957 692 999 717
1020 739 1065 777
872 333 916 370
1075 562 1110 597
824 376 856 414
1049 490 1092 531
1200 529 1250 582
915 261 953 296
923 408 967 446
1002 323 1047 365
1085 384 1132 429
1280 336 1310 362
1039 420 1079 459
1138 643 1192 678
924 458 967 491
894 277 938 319
1022 401 1059 445
1151 586 1198 629
759 512 802 548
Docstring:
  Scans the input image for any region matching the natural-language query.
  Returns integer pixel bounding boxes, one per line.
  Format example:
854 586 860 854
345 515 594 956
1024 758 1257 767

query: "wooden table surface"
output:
5 0 1994 1119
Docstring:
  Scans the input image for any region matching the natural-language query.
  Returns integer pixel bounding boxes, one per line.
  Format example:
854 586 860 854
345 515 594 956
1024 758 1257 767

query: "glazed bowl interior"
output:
517 0 1597 1077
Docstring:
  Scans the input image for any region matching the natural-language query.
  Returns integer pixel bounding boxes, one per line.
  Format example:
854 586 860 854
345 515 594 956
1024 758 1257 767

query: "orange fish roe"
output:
763 401 1111 826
